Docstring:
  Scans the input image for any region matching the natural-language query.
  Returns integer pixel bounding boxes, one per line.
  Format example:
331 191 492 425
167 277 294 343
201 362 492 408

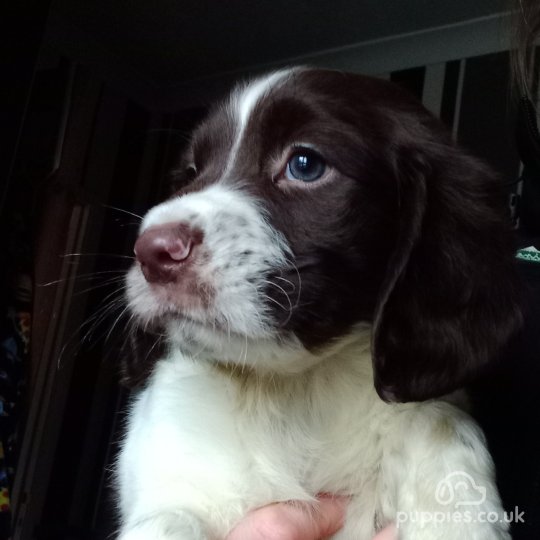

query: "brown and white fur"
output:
116 68 521 539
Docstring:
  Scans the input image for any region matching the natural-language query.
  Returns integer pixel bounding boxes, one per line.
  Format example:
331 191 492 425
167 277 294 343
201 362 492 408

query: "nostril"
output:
166 238 192 261
156 250 173 264
134 223 198 283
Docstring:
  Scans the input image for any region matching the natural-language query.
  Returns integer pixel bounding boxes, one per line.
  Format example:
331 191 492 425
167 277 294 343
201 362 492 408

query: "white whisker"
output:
100 203 143 221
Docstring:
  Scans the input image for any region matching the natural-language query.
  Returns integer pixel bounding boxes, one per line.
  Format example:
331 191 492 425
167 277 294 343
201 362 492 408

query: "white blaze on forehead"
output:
236 69 294 128
224 68 297 178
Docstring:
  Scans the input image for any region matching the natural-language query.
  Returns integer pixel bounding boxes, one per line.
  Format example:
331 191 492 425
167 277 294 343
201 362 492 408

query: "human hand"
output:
372 523 397 540
226 496 397 540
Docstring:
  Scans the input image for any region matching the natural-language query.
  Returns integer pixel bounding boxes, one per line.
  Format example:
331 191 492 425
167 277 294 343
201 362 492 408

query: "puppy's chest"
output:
236 390 384 496
147 355 386 497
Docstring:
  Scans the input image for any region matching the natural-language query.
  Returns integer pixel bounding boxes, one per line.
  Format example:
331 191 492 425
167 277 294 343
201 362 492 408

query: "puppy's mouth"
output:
126 234 282 341
126 261 218 326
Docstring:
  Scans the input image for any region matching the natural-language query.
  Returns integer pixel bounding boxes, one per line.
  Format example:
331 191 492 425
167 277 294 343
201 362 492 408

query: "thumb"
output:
311 495 349 538
226 496 347 540
372 524 397 540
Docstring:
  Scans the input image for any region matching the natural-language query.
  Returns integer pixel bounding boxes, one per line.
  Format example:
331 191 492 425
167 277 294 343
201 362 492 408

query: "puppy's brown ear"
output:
120 326 165 389
372 142 522 402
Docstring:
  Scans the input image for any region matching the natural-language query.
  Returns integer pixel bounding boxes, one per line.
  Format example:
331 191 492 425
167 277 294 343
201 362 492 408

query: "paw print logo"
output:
435 471 487 507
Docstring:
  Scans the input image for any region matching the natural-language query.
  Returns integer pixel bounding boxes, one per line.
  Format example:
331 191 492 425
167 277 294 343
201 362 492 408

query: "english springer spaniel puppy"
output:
117 68 521 539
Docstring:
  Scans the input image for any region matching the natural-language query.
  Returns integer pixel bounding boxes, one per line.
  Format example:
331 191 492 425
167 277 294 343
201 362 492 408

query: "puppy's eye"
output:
168 164 197 192
285 150 326 182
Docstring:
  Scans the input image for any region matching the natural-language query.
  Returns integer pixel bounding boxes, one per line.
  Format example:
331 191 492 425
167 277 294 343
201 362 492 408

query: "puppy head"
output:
124 67 521 401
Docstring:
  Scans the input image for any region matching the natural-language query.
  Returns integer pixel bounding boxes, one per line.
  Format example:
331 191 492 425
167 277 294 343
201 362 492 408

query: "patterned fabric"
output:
0 273 31 539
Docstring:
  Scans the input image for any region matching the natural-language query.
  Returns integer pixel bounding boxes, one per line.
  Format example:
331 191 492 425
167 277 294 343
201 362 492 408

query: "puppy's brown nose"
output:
134 223 195 283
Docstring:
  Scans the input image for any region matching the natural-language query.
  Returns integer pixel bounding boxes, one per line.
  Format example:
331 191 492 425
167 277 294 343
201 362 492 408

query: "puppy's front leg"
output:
383 403 510 540
118 511 208 540
116 360 249 540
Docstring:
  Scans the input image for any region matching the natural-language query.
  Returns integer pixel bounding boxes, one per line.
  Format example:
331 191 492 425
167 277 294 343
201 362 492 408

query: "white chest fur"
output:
116 333 510 540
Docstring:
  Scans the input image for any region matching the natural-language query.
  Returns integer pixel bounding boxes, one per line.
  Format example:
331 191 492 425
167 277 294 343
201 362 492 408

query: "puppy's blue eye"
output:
285 150 326 182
